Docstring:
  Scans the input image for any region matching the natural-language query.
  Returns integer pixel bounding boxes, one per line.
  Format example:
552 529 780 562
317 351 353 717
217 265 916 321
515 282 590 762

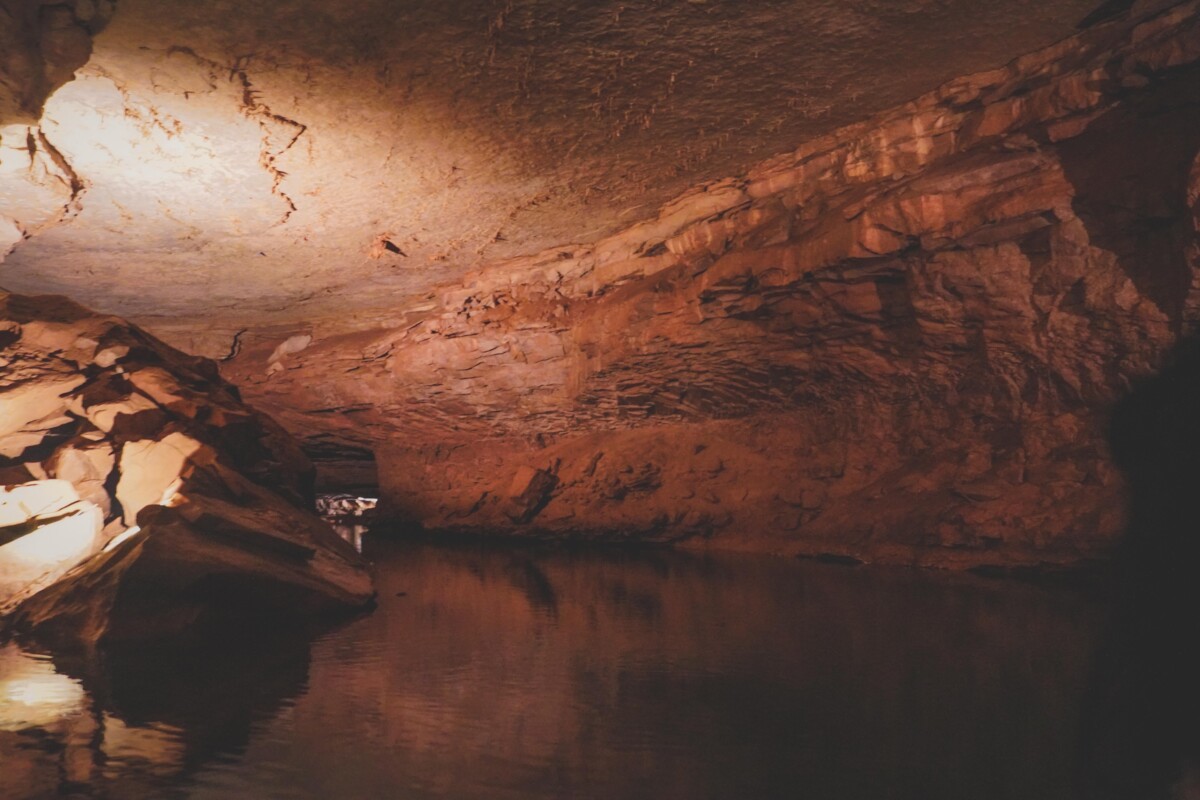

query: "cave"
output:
2 0 1199 797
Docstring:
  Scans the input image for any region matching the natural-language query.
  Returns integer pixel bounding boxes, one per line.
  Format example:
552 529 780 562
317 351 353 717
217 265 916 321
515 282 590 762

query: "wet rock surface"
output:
0 290 373 645
222 3 1200 567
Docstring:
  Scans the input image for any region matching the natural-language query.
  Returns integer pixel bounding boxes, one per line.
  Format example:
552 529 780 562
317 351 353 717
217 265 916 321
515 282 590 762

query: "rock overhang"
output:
2 0 1198 569
1 0 1119 333
0 290 375 645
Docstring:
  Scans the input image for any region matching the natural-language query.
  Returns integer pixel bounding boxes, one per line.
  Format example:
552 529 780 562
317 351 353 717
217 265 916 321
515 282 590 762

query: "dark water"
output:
1 537 1107 799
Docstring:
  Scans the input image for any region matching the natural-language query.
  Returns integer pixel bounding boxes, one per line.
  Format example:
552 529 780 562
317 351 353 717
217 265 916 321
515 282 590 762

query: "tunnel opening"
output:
300 434 379 499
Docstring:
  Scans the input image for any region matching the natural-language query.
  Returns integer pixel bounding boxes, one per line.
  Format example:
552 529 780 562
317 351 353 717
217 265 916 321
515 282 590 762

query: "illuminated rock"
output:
0 480 104 604
315 494 377 519
0 0 1124 333
43 441 114 517
0 480 80 527
0 291 373 643
221 3 1200 567
0 1 1197 569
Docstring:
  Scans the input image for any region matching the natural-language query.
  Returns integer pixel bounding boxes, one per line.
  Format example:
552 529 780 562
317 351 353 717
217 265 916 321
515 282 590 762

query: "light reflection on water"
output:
333 523 368 554
1 538 1105 799
0 646 86 731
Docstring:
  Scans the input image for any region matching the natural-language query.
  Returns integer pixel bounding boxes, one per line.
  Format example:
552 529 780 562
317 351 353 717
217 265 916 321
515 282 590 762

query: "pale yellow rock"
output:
82 393 160 433
0 480 80 527
0 376 85 439
0 503 104 608
1 290 375 640
46 443 114 517
115 433 203 525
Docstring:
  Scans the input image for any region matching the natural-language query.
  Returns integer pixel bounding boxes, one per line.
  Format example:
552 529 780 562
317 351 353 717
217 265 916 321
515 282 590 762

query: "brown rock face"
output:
0 0 1115 326
0 0 109 124
222 3 1200 567
0 291 373 644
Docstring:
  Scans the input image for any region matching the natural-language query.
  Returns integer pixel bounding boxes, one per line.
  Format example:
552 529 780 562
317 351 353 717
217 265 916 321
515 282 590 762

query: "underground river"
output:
0 532 1114 799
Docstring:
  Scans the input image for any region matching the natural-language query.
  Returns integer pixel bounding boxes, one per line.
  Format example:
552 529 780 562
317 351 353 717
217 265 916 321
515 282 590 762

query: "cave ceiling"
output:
1 0 1113 331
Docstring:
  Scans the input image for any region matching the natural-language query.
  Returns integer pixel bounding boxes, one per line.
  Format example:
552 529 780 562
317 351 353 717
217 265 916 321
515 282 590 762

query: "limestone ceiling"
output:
1 0 1112 329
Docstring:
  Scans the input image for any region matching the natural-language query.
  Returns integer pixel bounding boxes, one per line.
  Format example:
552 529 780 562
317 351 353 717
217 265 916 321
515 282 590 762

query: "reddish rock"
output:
505 466 559 524
0 291 373 644
220 3 1200 569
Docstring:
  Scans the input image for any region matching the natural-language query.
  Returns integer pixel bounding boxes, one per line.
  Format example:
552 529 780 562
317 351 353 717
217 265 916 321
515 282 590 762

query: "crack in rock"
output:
0 123 86 262
229 58 307 226
221 328 247 361
32 127 86 222
138 45 307 226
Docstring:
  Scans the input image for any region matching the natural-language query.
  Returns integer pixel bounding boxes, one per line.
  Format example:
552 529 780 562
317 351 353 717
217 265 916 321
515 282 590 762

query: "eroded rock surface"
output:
223 3 1200 567
1 0 1118 326
0 0 111 260
0 291 372 645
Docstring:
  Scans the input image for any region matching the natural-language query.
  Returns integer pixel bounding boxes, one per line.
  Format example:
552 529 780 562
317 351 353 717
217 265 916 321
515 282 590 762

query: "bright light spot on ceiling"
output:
8 70 288 248
43 75 227 185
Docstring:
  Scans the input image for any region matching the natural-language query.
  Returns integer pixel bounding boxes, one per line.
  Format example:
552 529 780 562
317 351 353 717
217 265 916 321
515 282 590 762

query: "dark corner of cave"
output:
1 0 1198 797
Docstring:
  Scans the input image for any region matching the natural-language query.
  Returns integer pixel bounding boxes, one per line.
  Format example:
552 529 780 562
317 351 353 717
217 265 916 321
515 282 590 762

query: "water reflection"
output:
0 646 86 731
332 523 368 554
0 646 97 799
1 628 318 799
2 540 1105 799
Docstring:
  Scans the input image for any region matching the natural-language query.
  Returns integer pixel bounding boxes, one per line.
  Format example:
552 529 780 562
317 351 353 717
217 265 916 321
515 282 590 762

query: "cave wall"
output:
220 3 1200 568
0 0 111 258
0 0 109 125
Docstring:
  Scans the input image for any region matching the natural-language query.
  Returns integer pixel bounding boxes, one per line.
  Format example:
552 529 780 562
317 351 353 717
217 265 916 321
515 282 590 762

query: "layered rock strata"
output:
219 3 1197 566
0 291 373 644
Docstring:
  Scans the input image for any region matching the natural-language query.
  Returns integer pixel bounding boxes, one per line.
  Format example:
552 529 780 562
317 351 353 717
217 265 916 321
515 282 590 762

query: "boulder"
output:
0 291 373 644
0 480 103 606
505 466 559 524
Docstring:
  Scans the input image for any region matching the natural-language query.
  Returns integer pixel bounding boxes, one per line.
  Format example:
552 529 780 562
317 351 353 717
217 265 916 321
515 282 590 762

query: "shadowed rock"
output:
0 290 374 646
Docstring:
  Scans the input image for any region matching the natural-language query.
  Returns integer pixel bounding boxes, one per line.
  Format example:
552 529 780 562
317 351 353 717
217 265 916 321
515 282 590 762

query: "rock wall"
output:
223 3 1200 567
0 0 111 259
0 0 110 125
0 291 372 645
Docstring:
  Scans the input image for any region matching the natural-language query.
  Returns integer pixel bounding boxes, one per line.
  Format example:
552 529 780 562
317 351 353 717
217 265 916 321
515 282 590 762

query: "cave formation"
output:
2 0 1200 795
1 0 1200 601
